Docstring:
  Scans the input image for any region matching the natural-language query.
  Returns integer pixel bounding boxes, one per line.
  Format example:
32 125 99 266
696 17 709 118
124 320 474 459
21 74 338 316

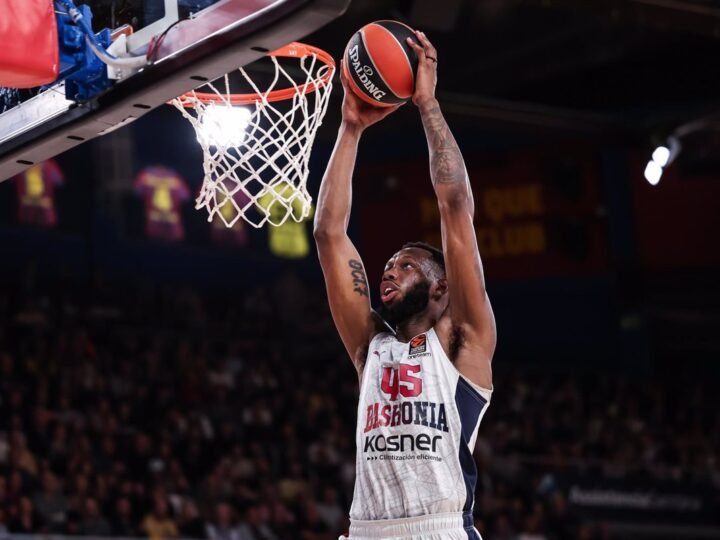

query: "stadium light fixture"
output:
644 136 681 186
197 105 252 147
651 146 670 167
643 160 663 185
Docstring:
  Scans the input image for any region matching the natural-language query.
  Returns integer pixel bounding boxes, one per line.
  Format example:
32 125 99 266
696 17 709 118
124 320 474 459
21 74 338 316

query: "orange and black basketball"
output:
343 20 419 108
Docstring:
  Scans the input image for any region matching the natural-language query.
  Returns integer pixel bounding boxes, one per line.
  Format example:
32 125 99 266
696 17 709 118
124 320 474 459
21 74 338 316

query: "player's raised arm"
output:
314 64 402 373
407 32 496 389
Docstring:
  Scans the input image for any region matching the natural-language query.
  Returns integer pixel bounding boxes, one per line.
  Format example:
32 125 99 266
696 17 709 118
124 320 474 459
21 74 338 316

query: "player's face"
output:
379 248 432 324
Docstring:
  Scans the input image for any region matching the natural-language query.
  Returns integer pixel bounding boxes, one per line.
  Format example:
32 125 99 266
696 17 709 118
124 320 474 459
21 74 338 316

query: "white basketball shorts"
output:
340 511 481 540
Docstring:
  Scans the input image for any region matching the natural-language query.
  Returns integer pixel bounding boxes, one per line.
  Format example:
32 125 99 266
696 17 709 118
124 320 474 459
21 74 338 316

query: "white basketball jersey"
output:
349 327 492 521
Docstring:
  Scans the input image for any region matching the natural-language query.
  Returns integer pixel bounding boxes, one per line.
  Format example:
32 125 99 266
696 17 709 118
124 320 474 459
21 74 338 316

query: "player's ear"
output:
433 277 448 299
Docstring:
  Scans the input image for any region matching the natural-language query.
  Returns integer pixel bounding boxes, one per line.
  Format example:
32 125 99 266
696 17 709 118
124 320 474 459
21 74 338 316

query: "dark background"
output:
4 0 720 370
1 1 719 539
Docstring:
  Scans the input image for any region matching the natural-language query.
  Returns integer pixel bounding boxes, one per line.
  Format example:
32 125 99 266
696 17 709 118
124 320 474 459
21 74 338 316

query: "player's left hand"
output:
406 30 438 107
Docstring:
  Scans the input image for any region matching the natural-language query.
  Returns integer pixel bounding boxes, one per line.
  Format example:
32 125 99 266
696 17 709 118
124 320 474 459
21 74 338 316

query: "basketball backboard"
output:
0 0 349 182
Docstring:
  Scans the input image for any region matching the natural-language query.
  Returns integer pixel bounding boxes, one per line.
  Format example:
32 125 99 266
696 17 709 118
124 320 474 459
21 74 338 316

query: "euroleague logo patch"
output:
409 334 427 356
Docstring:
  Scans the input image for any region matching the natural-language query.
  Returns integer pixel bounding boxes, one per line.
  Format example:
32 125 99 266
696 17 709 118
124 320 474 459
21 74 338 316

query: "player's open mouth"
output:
380 282 399 303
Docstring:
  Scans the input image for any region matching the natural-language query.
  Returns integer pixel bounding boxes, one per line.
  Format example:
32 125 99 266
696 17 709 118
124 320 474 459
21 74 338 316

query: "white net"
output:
172 45 334 228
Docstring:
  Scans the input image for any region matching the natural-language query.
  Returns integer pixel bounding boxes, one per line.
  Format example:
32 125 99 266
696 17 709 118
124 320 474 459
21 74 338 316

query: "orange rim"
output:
176 42 335 107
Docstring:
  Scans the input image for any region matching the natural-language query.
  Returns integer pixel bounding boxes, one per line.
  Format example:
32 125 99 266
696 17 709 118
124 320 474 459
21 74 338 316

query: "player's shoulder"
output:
368 329 395 350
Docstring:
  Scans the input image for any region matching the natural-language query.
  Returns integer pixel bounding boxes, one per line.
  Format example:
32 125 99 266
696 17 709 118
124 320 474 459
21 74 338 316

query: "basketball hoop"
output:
172 43 335 228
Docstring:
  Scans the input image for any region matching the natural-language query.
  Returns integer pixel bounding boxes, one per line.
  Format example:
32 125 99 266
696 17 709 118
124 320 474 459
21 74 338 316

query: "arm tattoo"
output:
421 105 467 187
348 259 369 297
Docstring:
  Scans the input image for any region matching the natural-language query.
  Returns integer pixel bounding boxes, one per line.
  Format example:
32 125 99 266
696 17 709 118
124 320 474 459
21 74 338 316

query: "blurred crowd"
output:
0 271 718 540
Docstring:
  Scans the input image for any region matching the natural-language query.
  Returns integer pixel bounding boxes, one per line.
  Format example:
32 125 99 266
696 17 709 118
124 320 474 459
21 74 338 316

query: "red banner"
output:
631 151 720 270
357 146 608 282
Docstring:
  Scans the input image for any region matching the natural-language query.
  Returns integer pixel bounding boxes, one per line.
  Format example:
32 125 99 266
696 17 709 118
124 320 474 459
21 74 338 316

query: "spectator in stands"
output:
0 477 8 510
488 515 514 540
177 498 205 539
545 492 577 540
578 523 610 540
236 503 277 540
9 431 37 477
5 470 25 510
79 496 112 536
112 496 141 537
8 496 39 533
142 493 178 540
32 469 68 533
268 499 295 539
0 507 9 539
205 501 241 540
0 274 717 539
297 500 331 540
316 486 343 534
517 512 548 540
278 462 308 503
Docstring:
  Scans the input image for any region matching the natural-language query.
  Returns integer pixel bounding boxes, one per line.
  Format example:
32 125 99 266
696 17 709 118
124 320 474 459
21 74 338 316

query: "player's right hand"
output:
406 30 438 107
340 59 403 130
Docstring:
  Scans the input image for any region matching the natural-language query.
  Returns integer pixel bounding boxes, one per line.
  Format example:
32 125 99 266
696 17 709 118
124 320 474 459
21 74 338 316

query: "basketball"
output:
343 20 419 107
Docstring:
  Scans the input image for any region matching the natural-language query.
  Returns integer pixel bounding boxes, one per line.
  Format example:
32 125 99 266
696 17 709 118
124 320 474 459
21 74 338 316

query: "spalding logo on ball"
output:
343 20 419 108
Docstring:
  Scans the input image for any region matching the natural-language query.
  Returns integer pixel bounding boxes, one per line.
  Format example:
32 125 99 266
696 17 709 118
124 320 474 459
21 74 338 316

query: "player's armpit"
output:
315 231 378 372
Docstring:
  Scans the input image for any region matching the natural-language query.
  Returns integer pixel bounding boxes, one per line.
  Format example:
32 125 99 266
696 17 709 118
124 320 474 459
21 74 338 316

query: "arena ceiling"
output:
308 0 720 136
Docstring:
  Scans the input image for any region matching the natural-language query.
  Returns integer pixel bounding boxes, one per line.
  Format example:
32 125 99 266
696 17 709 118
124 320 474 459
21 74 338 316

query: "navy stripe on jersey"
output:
462 511 481 540
454 377 488 514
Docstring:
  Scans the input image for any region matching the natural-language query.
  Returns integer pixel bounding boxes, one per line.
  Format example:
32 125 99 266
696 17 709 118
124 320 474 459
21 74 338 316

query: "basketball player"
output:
314 31 496 540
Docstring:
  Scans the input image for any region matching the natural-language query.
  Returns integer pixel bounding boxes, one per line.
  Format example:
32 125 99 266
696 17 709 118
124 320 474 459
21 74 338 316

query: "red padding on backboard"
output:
0 0 59 88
